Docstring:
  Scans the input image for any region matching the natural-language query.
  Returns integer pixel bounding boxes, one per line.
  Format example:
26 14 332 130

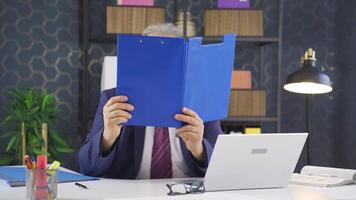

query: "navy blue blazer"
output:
78 88 223 179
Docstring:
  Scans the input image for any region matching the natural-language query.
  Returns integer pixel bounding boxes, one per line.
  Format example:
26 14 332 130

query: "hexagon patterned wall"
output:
0 0 82 169
282 0 356 170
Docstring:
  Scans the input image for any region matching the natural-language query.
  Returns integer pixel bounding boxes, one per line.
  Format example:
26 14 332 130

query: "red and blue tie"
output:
150 127 172 179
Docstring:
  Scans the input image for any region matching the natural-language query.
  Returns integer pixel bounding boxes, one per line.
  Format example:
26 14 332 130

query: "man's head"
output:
142 23 183 38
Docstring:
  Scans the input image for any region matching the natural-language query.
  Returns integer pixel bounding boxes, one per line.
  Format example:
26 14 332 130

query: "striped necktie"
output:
150 127 172 179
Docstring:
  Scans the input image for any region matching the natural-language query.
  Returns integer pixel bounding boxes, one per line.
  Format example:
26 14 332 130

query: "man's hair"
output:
142 23 183 37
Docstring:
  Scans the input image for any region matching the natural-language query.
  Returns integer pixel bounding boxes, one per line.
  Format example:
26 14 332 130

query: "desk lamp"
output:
283 48 333 165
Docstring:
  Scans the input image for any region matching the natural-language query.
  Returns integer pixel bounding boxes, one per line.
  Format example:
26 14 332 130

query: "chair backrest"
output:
100 56 117 91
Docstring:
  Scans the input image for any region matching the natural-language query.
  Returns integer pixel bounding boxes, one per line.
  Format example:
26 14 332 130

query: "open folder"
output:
0 166 98 187
117 34 236 127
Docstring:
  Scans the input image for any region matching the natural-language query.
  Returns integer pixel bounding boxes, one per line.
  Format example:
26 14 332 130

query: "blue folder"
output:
117 34 236 127
0 166 98 187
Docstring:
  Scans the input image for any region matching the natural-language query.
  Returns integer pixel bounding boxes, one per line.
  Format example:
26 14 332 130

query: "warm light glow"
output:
283 82 332 94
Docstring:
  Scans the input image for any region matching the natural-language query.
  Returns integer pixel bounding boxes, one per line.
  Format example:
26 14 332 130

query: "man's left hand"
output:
175 107 204 162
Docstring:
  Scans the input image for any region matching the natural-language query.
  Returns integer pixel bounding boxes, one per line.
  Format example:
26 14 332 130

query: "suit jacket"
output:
78 88 223 178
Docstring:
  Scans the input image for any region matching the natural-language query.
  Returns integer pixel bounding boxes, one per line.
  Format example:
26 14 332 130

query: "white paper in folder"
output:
101 56 117 91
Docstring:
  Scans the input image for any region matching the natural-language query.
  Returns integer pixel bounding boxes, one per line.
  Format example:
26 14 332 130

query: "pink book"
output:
118 0 154 6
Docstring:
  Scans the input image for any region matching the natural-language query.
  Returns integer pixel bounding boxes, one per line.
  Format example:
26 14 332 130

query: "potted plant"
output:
0 89 74 165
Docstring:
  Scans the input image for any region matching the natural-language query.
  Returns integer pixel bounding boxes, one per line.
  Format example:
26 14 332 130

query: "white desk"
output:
1 178 355 200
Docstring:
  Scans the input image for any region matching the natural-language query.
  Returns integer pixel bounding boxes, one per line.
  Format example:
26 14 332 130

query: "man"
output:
78 23 223 179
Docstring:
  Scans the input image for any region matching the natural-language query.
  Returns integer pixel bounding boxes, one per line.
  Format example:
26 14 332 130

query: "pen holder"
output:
26 169 58 200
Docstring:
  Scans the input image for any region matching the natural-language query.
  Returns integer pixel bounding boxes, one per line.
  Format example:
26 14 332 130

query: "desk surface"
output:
0 177 355 200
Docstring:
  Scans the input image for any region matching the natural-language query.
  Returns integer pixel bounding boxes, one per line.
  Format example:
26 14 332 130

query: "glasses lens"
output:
166 183 187 195
171 184 187 194
166 181 205 196
190 181 205 193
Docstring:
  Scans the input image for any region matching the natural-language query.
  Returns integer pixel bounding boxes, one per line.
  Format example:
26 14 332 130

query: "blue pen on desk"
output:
75 182 88 189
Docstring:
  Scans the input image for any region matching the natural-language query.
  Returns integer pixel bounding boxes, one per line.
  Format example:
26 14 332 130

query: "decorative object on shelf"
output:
106 6 165 34
283 48 333 165
217 0 250 9
117 0 154 6
0 89 74 165
230 70 252 89
229 90 266 117
175 11 196 37
203 9 263 36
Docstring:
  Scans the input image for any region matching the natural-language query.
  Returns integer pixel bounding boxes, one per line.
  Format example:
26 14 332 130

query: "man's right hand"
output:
101 95 134 152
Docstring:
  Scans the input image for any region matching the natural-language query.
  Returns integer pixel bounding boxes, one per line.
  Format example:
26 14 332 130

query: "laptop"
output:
204 133 308 191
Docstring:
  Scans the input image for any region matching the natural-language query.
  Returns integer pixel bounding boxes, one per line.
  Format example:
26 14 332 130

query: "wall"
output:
282 0 356 170
332 0 356 168
0 0 81 169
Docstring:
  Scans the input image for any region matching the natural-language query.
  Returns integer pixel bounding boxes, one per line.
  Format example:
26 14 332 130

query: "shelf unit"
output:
222 117 278 123
217 1 283 133
89 35 279 45
81 0 283 135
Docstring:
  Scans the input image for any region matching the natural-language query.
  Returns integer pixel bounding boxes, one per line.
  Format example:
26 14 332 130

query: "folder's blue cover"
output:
0 166 98 187
117 34 236 127
184 35 236 121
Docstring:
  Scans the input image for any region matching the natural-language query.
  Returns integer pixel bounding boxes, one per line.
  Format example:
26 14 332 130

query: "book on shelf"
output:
203 9 263 36
217 0 250 9
117 0 154 6
107 6 165 34
290 165 356 187
244 126 261 134
228 90 266 117
230 70 252 89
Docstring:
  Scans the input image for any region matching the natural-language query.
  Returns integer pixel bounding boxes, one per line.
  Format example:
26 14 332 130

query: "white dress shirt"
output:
136 126 190 179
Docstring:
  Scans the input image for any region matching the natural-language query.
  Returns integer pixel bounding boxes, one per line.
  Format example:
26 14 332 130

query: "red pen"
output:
35 155 48 199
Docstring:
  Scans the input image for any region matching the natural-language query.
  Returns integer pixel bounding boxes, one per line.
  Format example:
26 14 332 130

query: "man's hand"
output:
175 107 204 162
102 95 134 152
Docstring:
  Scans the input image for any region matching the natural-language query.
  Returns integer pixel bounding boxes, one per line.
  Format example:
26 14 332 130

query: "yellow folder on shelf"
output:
244 127 261 134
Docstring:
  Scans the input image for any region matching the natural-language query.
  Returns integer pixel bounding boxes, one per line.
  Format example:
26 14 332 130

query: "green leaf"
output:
27 133 40 148
1 131 18 139
49 149 60 161
41 94 54 111
55 146 74 153
25 90 34 109
29 106 40 115
7 89 22 100
6 135 18 152
50 132 69 147
32 148 44 156
1 115 14 126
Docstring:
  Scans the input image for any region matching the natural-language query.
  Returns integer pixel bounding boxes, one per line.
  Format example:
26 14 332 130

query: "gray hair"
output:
142 23 183 37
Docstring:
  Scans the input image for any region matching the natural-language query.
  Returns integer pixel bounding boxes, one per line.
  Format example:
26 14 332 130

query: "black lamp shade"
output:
284 60 332 94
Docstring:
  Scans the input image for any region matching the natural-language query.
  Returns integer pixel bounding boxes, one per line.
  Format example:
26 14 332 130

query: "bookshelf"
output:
81 0 283 134
89 35 279 45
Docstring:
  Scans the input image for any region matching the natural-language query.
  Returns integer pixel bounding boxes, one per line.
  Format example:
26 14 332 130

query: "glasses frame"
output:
166 180 205 196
